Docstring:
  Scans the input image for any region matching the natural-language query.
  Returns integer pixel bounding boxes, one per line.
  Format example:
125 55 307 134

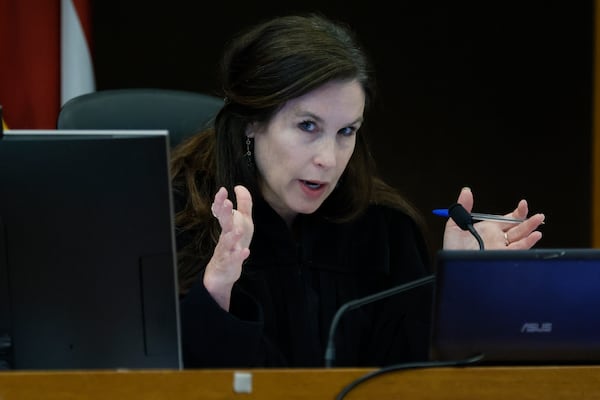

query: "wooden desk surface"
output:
0 365 599 399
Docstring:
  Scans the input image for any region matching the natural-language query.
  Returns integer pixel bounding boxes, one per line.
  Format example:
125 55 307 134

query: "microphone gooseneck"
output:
448 203 485 250
324 274 435 368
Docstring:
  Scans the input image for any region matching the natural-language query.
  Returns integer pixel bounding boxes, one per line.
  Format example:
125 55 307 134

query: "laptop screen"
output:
430 248 600 364
0 130 182 370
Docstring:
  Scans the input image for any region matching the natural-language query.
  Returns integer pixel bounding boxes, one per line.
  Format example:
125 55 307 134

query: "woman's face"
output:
248 79 365 225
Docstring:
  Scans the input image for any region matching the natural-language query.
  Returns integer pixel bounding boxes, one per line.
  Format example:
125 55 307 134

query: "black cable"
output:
467 224 485 250
335 354 485 400
324 275 436 368
448 203 485 250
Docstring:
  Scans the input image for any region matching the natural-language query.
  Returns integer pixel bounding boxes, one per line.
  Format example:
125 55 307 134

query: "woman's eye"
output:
298 120 317 132
338 126 356 137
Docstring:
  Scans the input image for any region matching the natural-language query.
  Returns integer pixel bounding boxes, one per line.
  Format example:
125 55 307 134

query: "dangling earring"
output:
245 136 254 169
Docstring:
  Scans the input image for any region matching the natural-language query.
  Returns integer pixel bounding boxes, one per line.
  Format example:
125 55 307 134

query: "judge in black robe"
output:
180 197 433 368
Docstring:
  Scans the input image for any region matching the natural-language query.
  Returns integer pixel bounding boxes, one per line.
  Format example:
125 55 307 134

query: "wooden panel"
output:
0 366 600 399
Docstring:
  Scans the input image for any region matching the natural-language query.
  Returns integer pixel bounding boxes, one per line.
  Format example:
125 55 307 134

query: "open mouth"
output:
301 180 324 190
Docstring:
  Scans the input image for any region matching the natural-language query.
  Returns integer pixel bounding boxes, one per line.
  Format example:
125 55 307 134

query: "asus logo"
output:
521 322 552 333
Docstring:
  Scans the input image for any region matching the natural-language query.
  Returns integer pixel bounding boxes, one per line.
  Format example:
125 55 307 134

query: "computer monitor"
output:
0 130 182 370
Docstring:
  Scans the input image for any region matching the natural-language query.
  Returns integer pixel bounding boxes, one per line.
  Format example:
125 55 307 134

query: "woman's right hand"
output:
203 185 254 311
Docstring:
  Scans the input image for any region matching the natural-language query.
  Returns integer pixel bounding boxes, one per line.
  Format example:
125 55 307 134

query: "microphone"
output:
448 203 485 250
324 274 435 368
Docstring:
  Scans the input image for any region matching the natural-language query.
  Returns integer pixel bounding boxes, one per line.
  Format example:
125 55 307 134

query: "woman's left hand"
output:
443 187 545 250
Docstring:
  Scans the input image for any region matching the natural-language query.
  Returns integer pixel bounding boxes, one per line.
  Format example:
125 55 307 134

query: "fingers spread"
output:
234 185 253 216
507 230 543 250
508 199 529 220
211 187 228 216
503 212 545 249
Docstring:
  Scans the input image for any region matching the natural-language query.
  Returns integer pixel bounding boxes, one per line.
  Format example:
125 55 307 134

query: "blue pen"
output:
432 209 525 224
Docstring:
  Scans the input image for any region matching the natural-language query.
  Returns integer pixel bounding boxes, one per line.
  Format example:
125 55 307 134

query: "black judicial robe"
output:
179 198 433 368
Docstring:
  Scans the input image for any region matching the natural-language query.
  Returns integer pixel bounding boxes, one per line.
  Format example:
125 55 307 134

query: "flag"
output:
0 0 95 129
61 0 95 106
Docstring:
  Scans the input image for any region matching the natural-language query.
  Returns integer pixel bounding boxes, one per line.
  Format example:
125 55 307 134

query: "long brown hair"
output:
171 13 425 294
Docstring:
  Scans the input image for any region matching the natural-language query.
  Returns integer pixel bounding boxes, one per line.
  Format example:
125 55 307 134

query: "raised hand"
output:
443 187 545 250
203 185 254 310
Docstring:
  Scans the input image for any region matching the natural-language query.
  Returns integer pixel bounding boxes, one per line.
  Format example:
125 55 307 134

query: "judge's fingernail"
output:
461 186 471 192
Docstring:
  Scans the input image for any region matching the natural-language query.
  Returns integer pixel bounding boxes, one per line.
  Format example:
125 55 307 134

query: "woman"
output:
170 13 545 368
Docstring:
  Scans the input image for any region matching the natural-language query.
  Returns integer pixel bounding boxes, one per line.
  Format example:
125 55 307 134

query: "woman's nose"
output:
313 136 337 168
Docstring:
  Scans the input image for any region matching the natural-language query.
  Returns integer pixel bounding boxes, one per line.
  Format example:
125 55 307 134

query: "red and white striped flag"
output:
0 0 95 129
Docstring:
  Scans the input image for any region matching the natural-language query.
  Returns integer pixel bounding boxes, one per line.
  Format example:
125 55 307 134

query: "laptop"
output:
0 130 182 370
430 248 600 364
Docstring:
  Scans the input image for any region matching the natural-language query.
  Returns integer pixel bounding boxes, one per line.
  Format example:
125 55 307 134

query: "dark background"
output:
91 1 594 259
